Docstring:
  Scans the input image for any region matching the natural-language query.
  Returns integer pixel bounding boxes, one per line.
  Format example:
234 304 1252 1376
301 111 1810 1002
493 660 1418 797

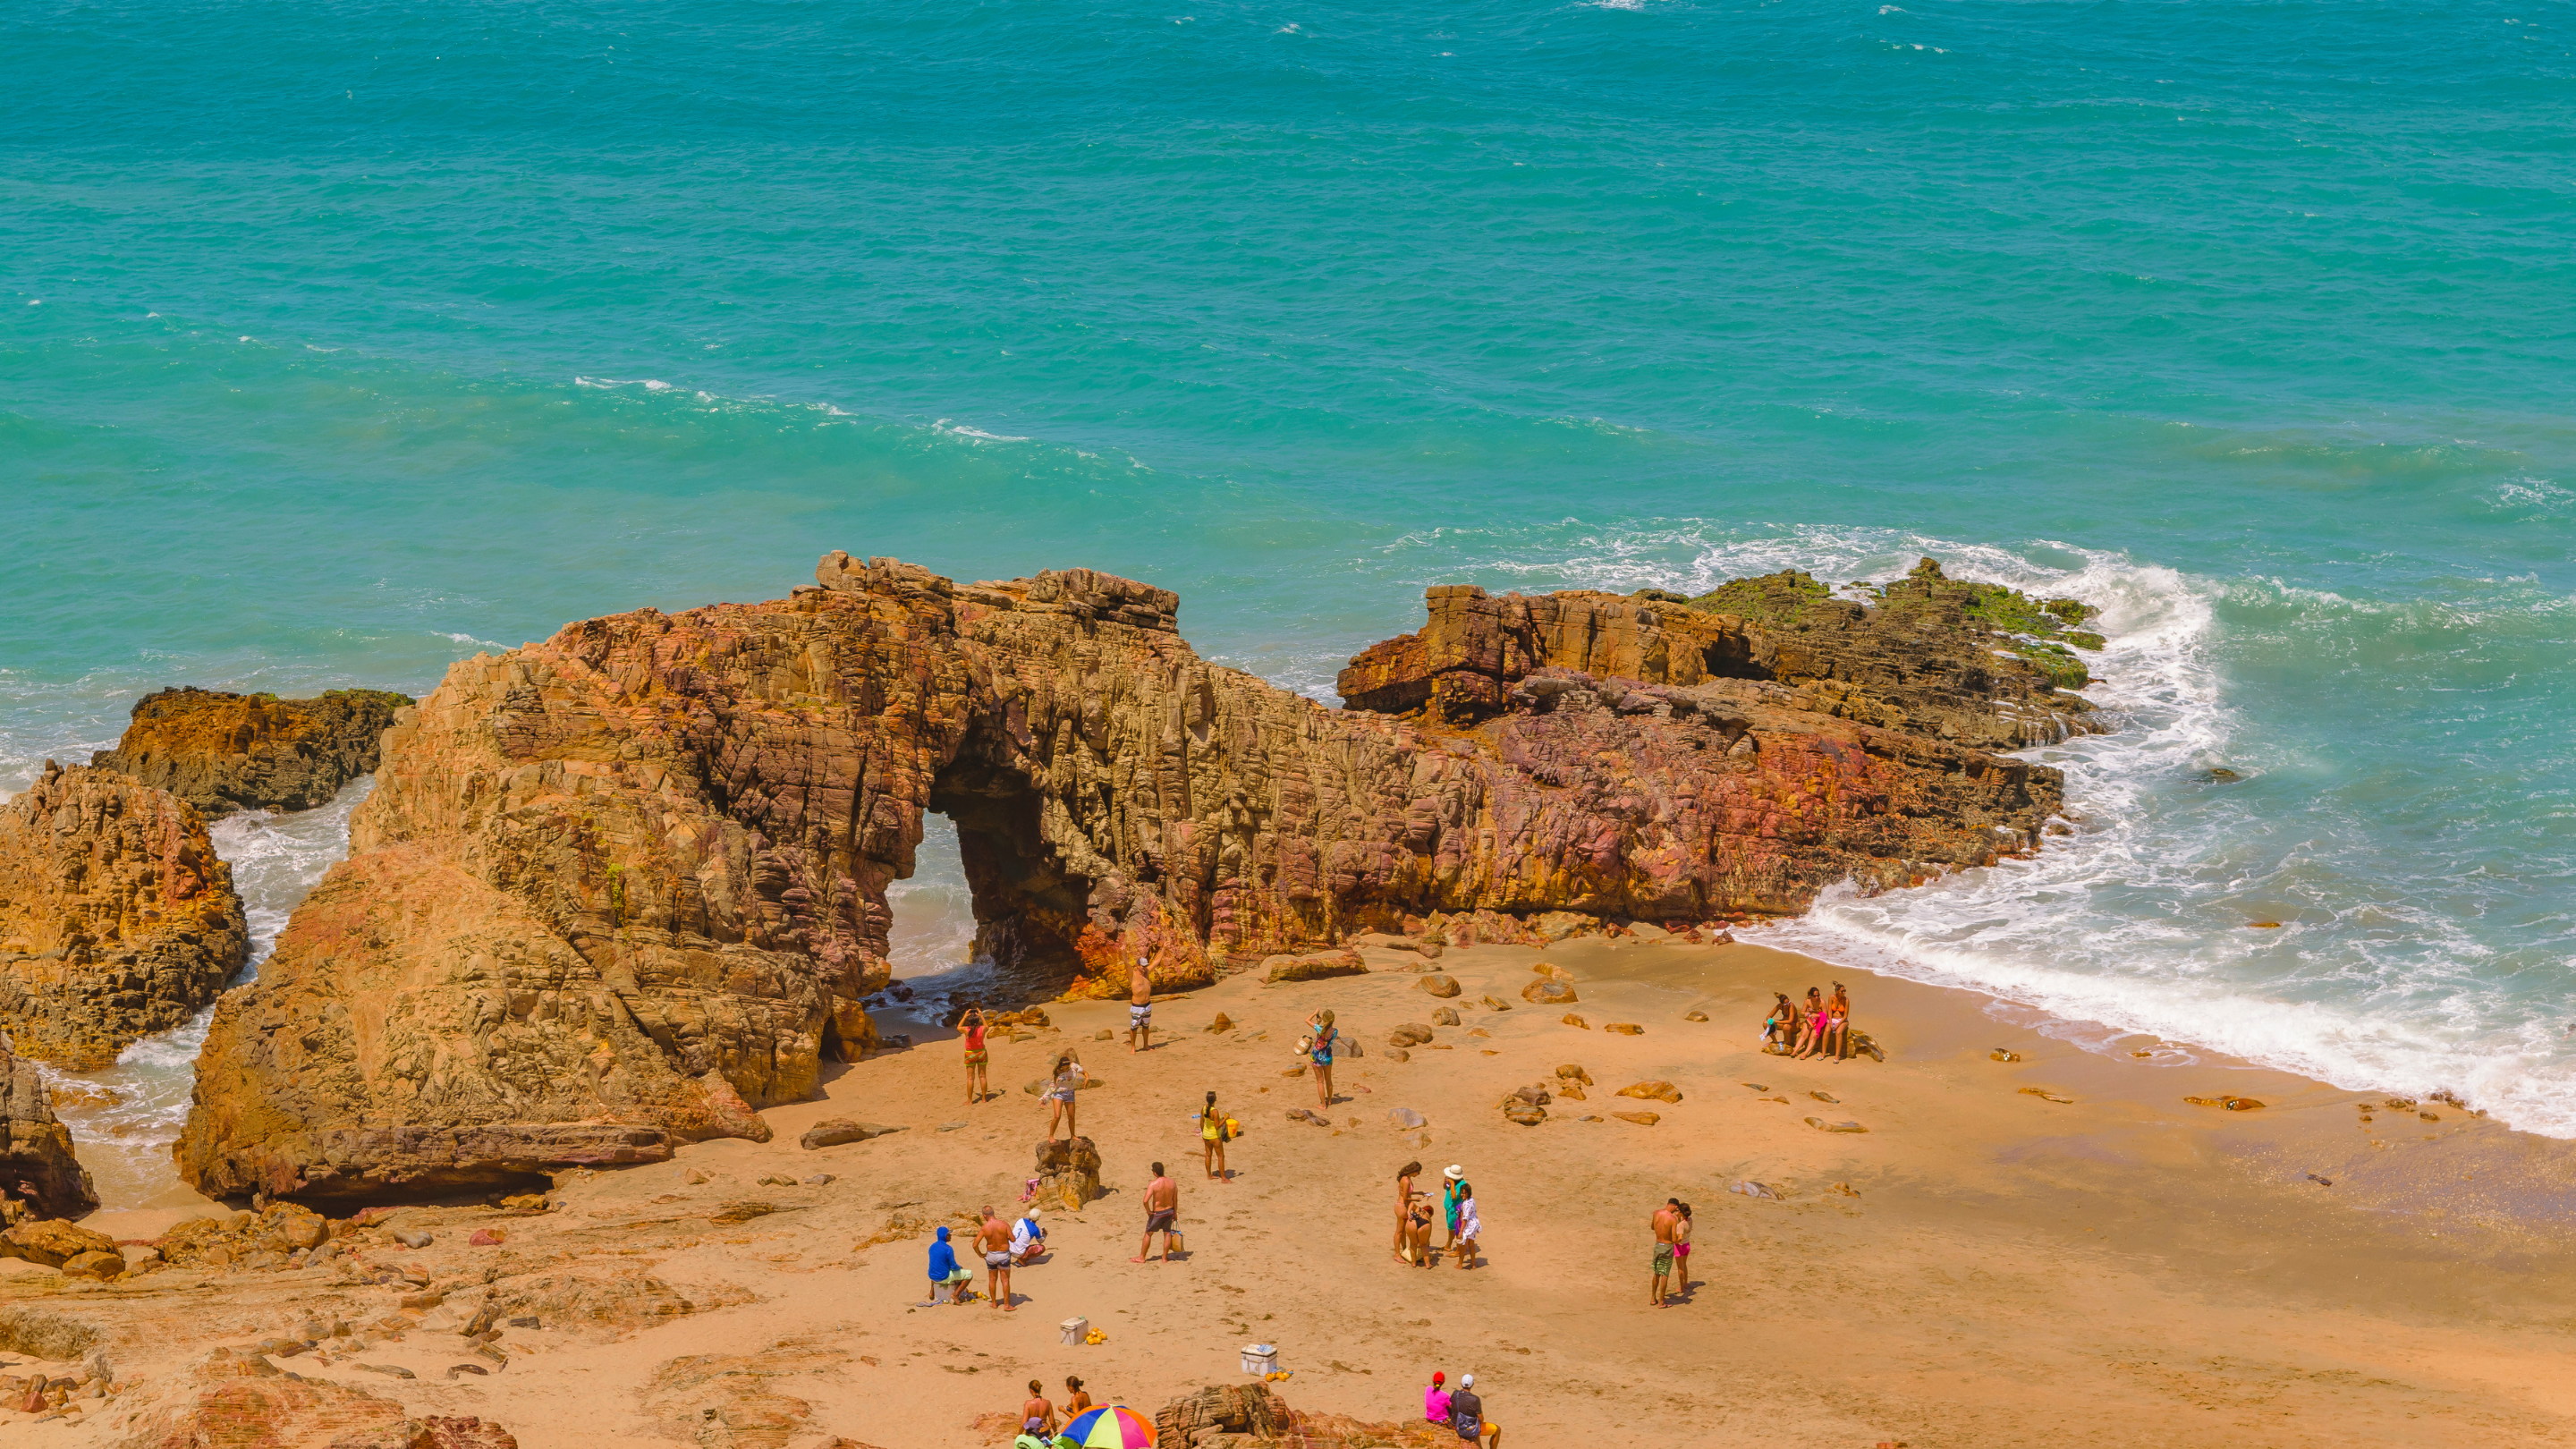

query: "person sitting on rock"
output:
925 1224 971 1305
1010 1205 1046 1265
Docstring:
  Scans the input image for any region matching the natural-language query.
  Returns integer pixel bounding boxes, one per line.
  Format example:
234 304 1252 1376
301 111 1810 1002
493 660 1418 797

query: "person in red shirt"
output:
959 1004 990 1106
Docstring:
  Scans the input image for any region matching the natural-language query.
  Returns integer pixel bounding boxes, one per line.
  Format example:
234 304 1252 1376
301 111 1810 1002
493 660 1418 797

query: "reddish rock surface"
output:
180 552 2082 1201
92 686 412 817
0 1040 97 1219
0 761 249 1068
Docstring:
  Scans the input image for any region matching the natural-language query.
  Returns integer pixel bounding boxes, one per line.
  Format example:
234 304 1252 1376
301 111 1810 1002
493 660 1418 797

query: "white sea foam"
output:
45 778 372 1207
1381 521 2576 1138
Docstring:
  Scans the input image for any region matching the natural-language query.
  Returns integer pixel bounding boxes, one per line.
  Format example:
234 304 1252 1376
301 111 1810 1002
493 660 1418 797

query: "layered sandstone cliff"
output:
93 686 412 816
179 552 2085 1201
0 762 250 1069
0 1038 97 1220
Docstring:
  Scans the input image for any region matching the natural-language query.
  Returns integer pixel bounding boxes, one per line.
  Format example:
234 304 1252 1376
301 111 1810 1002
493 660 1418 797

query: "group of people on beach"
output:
1393 1160 1480 1268
1764 981 1856 1059
924 1200 1051 1310
937 948 1524 1443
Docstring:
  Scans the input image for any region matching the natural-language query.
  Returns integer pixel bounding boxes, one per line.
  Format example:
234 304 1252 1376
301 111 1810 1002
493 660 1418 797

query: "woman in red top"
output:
960 1005 990 1106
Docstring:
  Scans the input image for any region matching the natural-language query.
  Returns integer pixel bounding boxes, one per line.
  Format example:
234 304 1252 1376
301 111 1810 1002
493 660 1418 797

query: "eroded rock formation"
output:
180 552 2087 1202
0 762 250 1068
93 686 412 816
0 1040 97 1220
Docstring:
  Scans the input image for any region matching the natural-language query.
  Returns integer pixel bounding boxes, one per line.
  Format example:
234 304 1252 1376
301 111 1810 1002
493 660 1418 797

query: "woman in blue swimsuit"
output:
1305 1009 1340 1110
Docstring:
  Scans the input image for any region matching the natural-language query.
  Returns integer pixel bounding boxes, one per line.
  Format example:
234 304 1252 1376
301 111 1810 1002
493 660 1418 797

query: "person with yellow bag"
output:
1199 1089 1233 1183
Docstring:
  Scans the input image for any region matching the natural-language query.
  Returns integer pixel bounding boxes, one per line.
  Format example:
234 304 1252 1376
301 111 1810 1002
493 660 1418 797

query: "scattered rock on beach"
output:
1989 1049 2022 1063
1521 979 1578 1005
1805 1116 1868 1132
2183 1096 2265 1112
1683 1010 1709 1022
1502 1099 1546 1127
1208 1013 1233 1033
1431 1007 1460 1027
1556 1063 1593 1084
1730 1180 1780 1199
1605 1022 1643 1036
1388 1023 1435 1047
1481 995 1512 1011
1562 1014 1588 1029
1265 951 1367 983
2019 1088 2072 1104
1415 974 1462 999
801 1120 902 1149
1618 1081 1681 1103
1611 1111 1659 1127
1385 1048 1410 1063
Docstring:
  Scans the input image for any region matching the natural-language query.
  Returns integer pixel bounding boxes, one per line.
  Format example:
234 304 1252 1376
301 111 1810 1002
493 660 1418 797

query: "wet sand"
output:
24 931 2576 1446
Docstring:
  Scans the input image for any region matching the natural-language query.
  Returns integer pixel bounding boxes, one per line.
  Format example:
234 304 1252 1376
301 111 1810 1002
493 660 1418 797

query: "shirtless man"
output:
1133 1161 1180 1263
1128 953 1154 1054
1019 1379 1056 1441
977 1205 1016 1312
1650 1198 1680 1306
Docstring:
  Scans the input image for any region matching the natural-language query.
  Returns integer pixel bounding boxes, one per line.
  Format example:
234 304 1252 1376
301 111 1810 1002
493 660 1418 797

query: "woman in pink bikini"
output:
1796 986 1828 1057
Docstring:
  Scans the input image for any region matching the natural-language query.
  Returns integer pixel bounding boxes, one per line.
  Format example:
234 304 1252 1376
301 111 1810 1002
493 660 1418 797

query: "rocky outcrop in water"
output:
0 1040 97 1220
178 552 2081 1201
0 762 250 1069
92 686 412 816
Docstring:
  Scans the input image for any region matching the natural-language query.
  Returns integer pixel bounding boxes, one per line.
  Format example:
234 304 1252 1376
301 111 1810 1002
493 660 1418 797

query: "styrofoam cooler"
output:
1241 1343 1278 1376
1060 1317 1089 1345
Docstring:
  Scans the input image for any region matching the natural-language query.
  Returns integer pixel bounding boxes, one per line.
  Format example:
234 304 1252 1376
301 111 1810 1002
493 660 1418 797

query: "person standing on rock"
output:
1649 1198 1680 1306
978 1205 1017 1312
1305 1009 1341 1109
959 1004 991 1106
1129 953 1155 1054
1199 1090 1230 1183
1133 1161 1181 1263
1046 1049 1085 1141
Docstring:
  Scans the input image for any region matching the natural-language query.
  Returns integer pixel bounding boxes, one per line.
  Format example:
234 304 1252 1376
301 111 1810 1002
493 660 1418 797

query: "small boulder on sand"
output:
1415 974 1462 999
800 1120 903 1150
1617 1081 1682 1104
1522 979 1579 1005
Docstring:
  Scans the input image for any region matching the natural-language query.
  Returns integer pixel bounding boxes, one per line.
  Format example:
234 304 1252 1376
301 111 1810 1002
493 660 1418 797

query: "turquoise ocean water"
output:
5 0 2572 1199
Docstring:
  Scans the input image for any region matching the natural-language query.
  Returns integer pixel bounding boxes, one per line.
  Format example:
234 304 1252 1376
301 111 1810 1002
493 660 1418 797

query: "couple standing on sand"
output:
1394 1162 1479 1268
1650 1199 1694 1306
1764 982 1854 1060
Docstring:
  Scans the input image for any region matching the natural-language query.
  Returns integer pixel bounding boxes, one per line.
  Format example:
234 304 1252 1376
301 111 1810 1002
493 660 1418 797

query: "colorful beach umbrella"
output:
1058 1404 1157 1447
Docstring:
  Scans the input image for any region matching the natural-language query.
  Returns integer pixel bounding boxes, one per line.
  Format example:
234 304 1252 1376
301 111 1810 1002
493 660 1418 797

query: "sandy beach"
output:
3 928 2569 1447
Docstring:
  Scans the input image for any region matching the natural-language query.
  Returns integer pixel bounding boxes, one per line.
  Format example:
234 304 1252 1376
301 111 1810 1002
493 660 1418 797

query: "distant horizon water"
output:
6 0 2572 1199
